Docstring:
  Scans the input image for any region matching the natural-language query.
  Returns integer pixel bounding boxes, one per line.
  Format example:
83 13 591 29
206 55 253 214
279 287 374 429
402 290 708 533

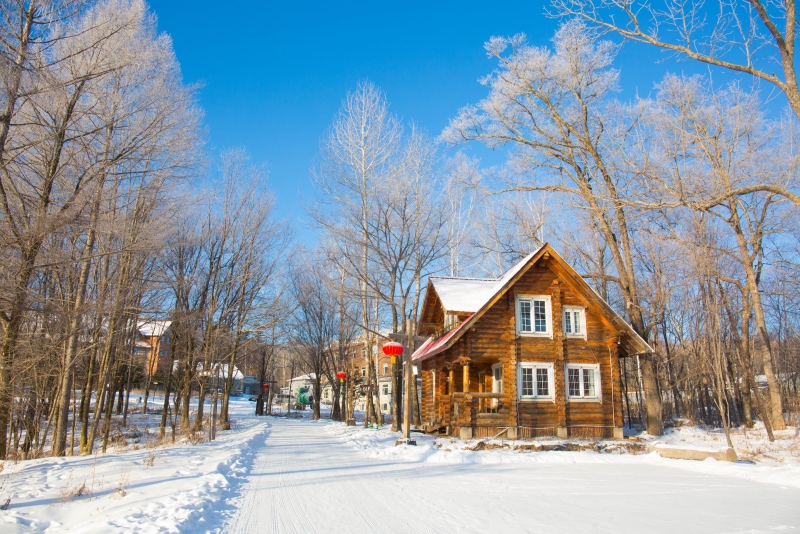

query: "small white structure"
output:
198 362 244 394
289 373 339 406
289 373 317 398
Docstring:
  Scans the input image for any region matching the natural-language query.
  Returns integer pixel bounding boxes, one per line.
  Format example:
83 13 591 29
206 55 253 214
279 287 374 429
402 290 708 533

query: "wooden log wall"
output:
420 259 625 438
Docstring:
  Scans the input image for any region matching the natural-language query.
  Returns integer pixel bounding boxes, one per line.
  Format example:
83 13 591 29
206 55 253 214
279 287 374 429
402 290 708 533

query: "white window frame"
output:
383 363 389 375
516 295 553 338
491 363 503 394
563 306 587 340
565 363 601 402
517 362 555 401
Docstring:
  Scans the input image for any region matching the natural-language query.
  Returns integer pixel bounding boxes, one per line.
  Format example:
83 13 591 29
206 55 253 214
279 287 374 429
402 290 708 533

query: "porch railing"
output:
448 392 505 428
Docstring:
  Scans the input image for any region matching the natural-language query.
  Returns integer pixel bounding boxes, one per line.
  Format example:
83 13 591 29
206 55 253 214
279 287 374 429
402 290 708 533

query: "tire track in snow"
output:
228 417 450 533
278 442 319 534
333 448 439 534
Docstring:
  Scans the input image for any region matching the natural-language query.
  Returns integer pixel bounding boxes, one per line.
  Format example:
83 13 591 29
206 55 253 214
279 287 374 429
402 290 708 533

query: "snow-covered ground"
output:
1 398 799 533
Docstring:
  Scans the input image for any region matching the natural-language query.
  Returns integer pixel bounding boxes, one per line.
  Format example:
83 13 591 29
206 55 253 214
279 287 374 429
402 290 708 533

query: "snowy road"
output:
227 418 800 534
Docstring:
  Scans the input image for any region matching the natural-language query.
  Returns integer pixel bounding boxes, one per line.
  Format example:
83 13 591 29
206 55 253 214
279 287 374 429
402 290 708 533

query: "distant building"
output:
136 319 172 377
242 375 261 395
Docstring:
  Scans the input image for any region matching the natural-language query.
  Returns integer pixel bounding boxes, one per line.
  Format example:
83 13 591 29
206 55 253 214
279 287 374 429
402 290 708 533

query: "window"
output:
491 363 503 394
383 363 389 375
382 385 389 396
517 296 552 337
517 362 554 400
361 367 366 377
566 364 601 400
382 403 388 411
444 313 457 330
563 306 586 338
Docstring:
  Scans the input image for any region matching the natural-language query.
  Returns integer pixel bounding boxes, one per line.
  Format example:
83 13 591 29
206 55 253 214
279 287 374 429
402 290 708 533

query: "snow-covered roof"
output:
291 373 316 382
138 319 172 338
197 362 244 380
429 278 497 314
413 244 653 363
430 250 541 313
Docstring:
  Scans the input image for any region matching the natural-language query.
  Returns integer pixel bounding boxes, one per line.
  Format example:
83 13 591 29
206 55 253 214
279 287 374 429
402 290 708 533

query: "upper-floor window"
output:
361 367 366 377
383 363 389 375
444 313 457 330
517 295 552 337
563 306 586 339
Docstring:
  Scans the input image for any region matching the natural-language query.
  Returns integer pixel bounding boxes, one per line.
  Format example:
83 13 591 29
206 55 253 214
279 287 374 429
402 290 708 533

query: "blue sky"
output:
150 1 739 240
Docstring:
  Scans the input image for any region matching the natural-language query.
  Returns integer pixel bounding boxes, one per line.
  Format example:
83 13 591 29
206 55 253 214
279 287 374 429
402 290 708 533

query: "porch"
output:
428 392 515 439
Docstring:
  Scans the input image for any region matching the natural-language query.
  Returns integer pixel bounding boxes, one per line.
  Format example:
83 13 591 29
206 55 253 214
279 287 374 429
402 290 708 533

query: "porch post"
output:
462 362 469 393
448 367 455 395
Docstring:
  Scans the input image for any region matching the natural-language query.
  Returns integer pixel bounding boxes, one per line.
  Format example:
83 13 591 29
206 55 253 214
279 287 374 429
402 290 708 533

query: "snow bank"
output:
323 420 800 489
0 398 268 533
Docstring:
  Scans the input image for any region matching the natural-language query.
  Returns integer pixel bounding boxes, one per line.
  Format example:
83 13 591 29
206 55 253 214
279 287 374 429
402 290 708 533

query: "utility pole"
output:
403 319 413 442
389 318 427 445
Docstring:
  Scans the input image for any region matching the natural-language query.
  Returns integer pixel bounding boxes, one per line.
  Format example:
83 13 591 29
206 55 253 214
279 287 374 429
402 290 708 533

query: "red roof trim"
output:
411 314 474 363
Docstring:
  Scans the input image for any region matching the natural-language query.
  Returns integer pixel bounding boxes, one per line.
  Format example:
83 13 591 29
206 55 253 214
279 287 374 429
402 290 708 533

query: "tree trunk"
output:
159 348 175 439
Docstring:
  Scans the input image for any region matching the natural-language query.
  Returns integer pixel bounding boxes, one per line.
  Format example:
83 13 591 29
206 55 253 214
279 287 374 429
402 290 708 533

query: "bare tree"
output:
636 74 797 429
552 0 800 125
288 254 339 420
442 20 665 434
442 152 480 277
214 149 289 430
0 0 201 458
311 81 403 426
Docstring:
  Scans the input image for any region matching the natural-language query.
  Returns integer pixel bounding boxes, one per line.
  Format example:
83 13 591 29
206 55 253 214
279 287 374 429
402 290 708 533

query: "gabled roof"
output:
290 373 317 382
412 243 653 362
429 248 541 314
138 319 172 338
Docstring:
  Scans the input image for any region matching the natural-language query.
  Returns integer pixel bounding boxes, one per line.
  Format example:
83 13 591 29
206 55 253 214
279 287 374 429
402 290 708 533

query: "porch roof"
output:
411 314 474 362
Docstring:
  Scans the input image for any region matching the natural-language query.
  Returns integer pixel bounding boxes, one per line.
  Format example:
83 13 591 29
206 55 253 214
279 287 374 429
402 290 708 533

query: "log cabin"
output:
412 244 652 440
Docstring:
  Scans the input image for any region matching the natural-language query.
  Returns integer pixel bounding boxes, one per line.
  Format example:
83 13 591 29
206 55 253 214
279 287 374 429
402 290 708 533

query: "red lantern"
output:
382 342 404 355
336 371 347 382
262 383 270 390
382 341 404 364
